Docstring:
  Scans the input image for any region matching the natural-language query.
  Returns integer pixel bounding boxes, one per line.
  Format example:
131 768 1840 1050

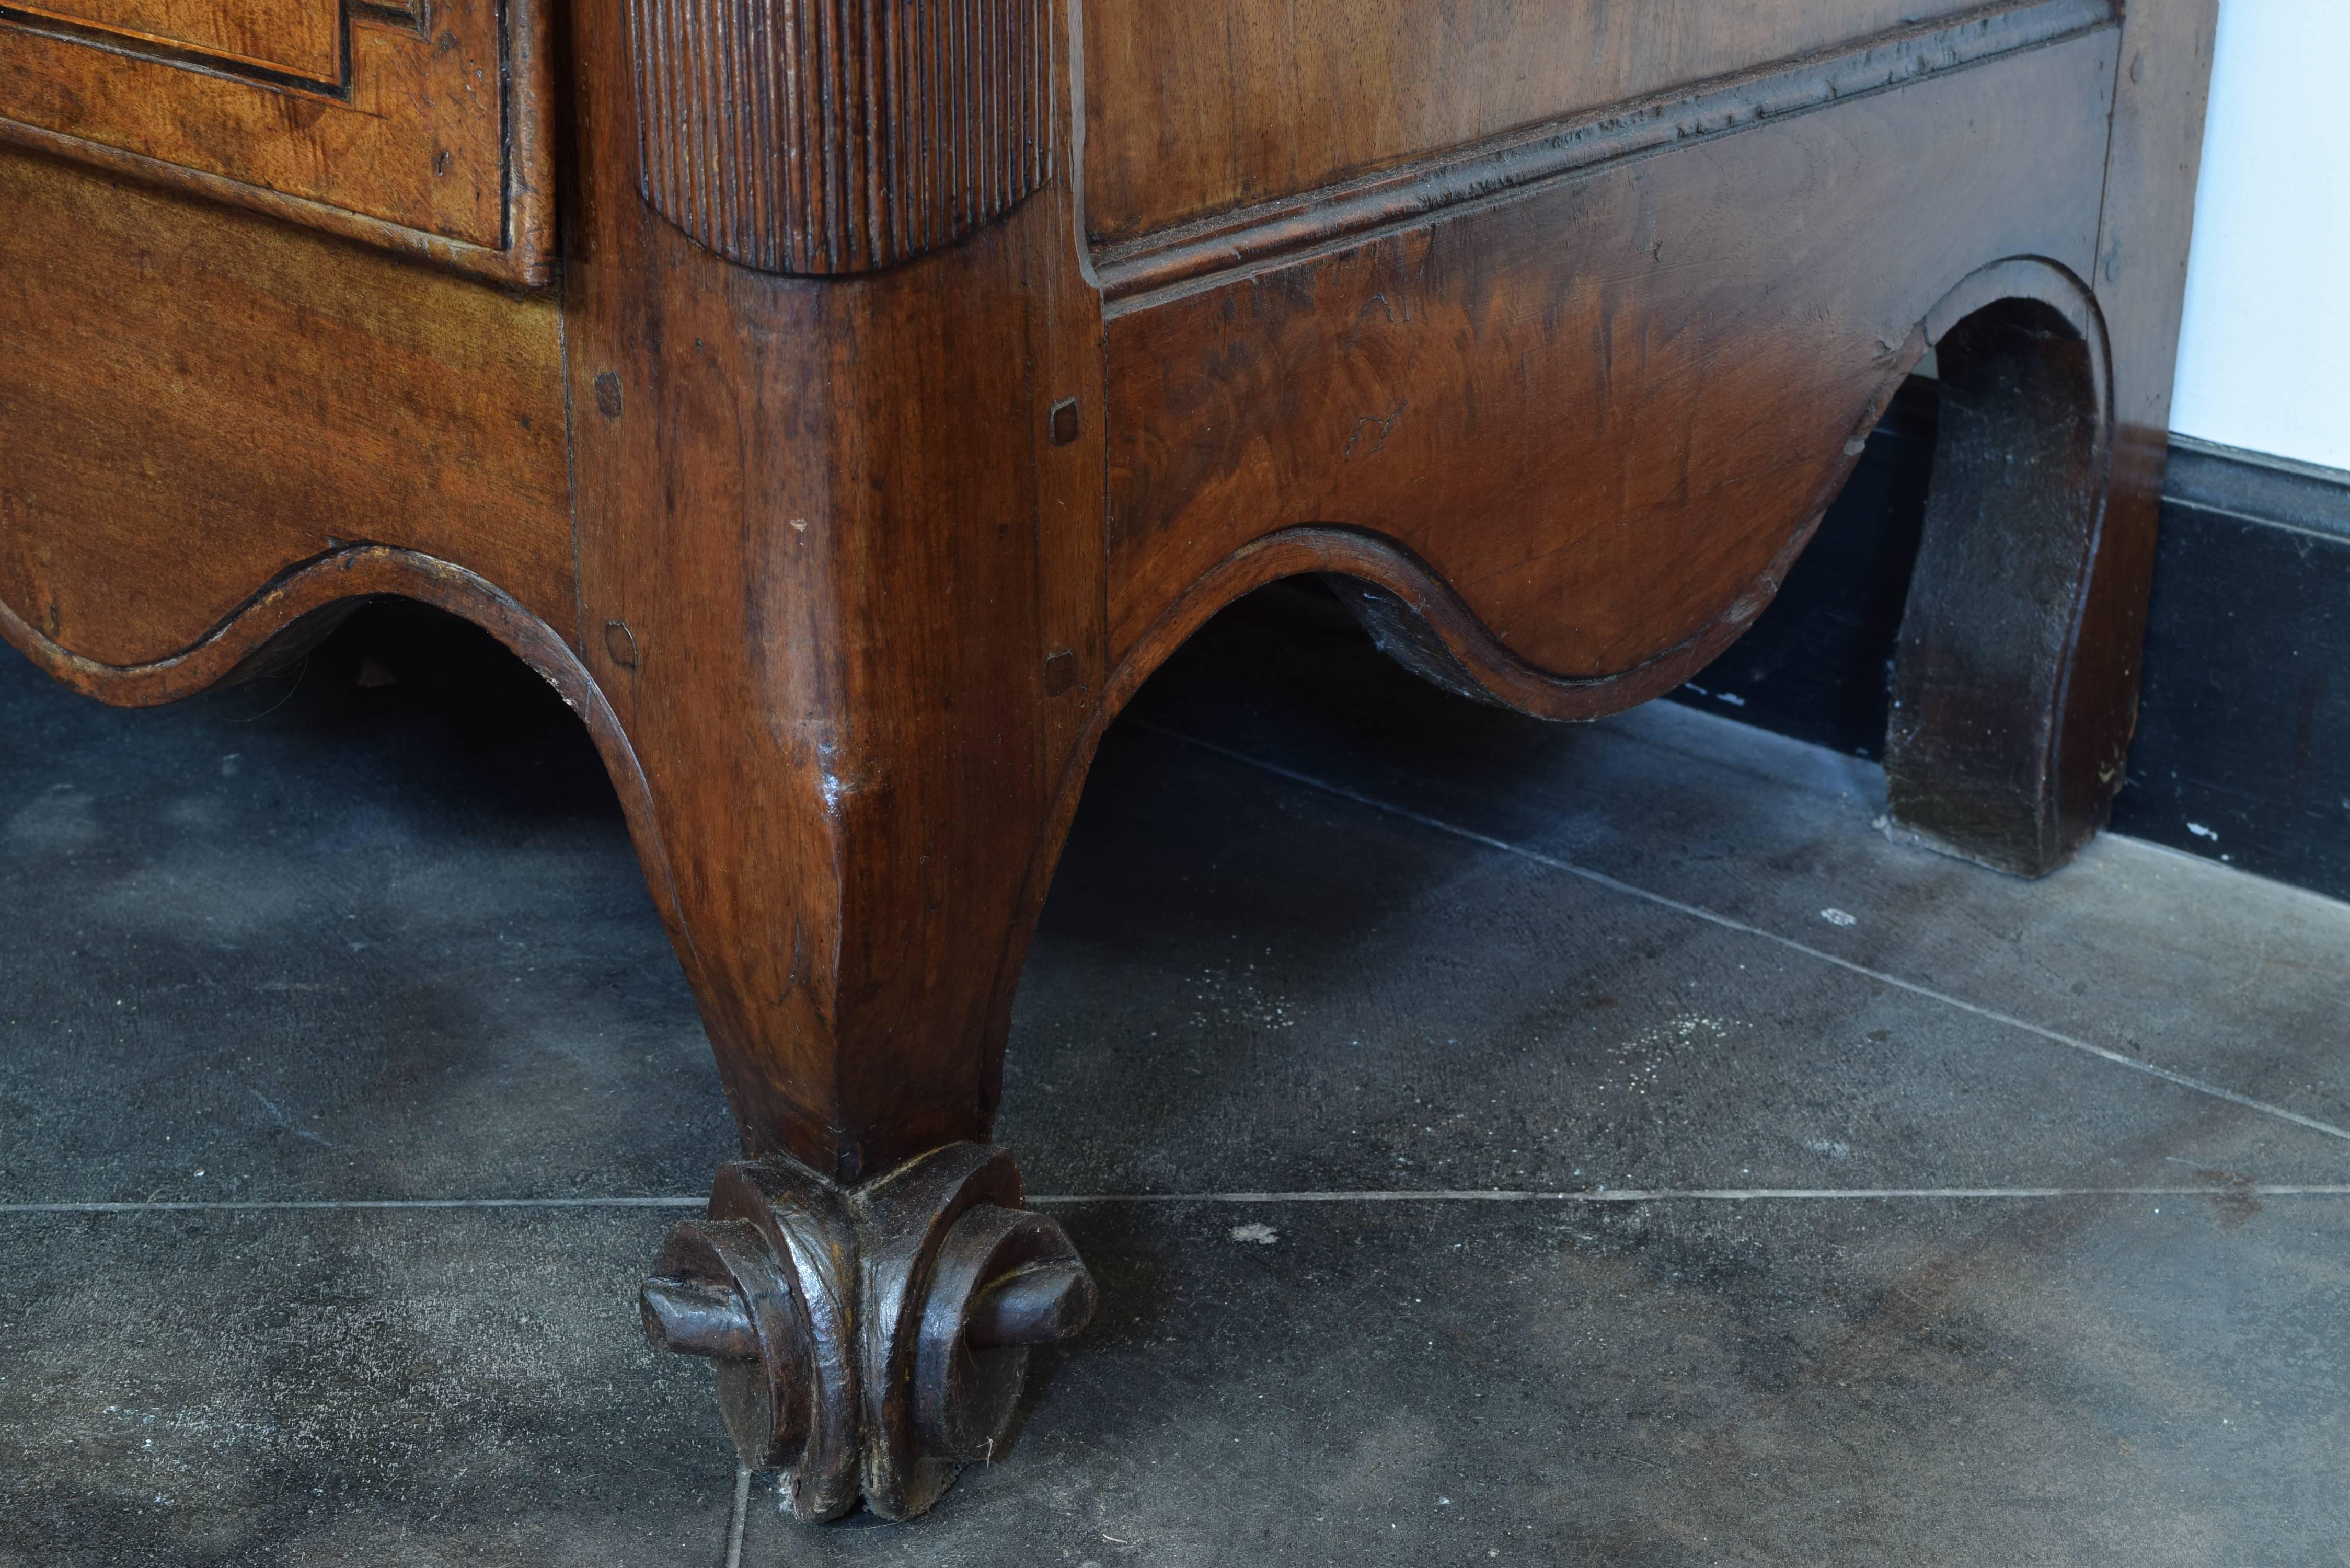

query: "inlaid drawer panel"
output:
14 0 343 79
0 0 552 281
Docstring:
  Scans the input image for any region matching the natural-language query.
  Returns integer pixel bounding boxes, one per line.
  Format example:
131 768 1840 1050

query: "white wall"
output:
2170 1 2350 473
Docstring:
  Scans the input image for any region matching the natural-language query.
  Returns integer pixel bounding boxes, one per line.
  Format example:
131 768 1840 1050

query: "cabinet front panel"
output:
0 148 575 668
0 0 550 280
11 0 342 80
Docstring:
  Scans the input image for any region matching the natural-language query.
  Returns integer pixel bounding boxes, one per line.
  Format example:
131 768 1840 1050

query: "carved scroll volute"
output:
640 1144 1097 1523
625 0 1054 275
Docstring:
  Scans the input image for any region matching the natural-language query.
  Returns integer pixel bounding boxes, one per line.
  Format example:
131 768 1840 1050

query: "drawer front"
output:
1084 0 2001 246
12 0 342 80
0 0 551 282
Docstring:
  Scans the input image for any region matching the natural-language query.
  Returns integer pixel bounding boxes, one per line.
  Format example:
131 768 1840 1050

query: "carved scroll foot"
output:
640 1143 1095 1523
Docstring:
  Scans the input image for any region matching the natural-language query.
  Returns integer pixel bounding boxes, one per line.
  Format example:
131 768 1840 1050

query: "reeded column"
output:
626 0 1053 274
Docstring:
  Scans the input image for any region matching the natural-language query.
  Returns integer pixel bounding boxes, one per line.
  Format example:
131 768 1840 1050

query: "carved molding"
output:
1091 0 2116 310
626 0 1053 274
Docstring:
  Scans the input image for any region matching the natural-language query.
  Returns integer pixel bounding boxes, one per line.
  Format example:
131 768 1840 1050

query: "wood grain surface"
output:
0 0 2226 1517
0 147 574 670
568 0 1105 1179
1103 30 2116 691
0 0 556 280
1091 0 2111 307
1081 0 2004 244
14 0 341 79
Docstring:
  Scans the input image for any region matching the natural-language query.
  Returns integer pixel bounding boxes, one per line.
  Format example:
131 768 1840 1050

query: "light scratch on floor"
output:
247 1088 336 1148
1137 721 2350 1148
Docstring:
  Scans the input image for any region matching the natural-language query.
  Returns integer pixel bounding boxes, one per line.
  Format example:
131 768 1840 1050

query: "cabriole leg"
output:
563 0 1108 1521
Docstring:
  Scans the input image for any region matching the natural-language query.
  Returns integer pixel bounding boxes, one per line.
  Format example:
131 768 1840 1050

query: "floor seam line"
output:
1132 720 2350 1147
9 1186 2350 1214
725 1467 750 1568
0 1198 709 1213
1027 1186 2350 1202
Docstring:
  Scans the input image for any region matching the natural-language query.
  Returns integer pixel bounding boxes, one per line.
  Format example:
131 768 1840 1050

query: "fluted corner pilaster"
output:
625 0 1053 275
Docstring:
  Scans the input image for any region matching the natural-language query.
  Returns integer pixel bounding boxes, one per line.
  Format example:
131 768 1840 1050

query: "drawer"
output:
0 0 552 281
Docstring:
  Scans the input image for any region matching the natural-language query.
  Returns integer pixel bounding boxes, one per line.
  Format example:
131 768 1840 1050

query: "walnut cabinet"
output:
0 0 2218 1524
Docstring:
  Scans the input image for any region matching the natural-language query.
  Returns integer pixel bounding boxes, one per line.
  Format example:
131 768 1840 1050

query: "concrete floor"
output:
2 593 2346 1566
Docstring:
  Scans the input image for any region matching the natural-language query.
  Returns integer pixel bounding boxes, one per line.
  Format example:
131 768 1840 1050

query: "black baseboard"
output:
1669 378 2350 901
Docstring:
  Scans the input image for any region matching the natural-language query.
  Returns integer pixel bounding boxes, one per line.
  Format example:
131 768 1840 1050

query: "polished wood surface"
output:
0 0 2219 1524
0 0 555 280
0 151 573 671
1082 0 1989 244
17 0 341 79
1103 24 2114 694
566 0 1104 1182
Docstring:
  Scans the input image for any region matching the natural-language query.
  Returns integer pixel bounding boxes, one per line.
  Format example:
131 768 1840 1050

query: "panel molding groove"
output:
1092 0 2117 315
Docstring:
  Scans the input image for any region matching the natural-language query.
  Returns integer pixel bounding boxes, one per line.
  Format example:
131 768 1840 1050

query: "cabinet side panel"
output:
1082 0 1996 244
1103 33 2117 681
